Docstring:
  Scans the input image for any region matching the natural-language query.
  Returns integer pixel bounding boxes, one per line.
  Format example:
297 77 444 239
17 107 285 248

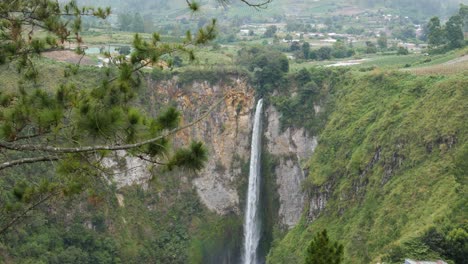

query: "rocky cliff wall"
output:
264 106 318 228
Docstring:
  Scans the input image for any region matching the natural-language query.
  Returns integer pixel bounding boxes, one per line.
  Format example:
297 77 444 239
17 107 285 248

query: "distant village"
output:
236 10 430 56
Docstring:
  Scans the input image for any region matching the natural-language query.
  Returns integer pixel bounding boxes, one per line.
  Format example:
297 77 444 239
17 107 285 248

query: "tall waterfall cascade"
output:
243 99 263 264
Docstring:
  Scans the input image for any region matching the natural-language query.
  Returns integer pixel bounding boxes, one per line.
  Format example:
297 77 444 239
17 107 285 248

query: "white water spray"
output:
243 99 263 264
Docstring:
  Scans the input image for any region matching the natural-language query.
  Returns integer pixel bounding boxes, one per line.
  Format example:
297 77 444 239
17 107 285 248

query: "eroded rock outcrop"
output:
149 78 255 215
102 150 152 189
265 106 318 228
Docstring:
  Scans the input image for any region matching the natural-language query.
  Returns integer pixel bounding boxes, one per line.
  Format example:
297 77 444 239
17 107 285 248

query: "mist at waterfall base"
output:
243 99 264 264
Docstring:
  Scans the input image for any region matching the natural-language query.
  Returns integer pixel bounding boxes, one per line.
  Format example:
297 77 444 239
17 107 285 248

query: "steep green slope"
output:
268 71 467 264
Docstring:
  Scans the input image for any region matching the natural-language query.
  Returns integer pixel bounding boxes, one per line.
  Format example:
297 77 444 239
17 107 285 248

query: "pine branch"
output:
215 0 272 9
0 95 228 155
238 0 272 9
0 156 60 170
136 155 168 165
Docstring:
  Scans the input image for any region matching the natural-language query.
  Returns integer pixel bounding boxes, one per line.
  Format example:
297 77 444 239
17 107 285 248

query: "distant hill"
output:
75 0 464 21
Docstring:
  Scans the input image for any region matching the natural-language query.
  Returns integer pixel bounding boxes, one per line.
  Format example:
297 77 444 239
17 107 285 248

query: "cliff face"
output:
106 77 317 228
264 106 318 228
139 77 256 215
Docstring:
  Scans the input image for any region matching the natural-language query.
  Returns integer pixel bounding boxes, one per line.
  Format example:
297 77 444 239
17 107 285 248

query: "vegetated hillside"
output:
267 70 467 264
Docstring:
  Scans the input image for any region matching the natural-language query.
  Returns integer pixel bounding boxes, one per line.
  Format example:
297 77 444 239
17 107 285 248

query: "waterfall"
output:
243 99 263 264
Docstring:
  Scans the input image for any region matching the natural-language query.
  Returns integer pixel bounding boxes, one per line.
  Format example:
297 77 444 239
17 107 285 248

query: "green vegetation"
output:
236 46 289 97
267 71 468 263
307 42 355 61
305 229 344 264
258 147 281 263
427 5 467 53
0 163 243 263
272 67 348 134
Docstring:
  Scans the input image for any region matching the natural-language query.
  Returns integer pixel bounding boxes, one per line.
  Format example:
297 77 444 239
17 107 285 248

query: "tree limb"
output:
136 155 168 165
239 0 272 9
0 94 228 154
0 156 60 170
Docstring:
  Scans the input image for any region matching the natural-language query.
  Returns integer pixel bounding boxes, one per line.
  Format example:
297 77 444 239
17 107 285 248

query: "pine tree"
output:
305 229 344 264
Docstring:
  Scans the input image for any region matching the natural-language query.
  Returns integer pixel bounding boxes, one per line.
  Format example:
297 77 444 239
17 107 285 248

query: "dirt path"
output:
442 54 468 65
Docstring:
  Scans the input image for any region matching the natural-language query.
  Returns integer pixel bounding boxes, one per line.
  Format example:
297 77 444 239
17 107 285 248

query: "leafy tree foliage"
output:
365 41 377 54
397 46 409 55
427 17 446 48
392 26 416 41
445 15 464 49
263 25 277 38
421 226 468 264
305 229 344 264
237 46 289 97
377 32 388 50
427 5 466 52
290 41 301 52
315 47 332 60
302 42 310 59
331 40 354 59
460 4 468 32
305 43 354 61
